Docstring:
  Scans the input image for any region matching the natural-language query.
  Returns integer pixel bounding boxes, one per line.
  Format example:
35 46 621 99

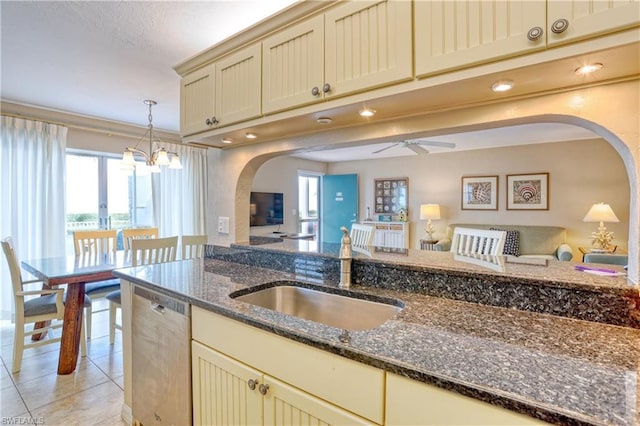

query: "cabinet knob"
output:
322 83 331 93
311 86 320 96
527 26 543 41
248 379 258 390
205 117 219 126
258 383 270 395
551 18 569 34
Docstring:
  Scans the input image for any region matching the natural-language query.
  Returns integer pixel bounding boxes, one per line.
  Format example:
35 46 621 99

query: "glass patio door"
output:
65 152 153 253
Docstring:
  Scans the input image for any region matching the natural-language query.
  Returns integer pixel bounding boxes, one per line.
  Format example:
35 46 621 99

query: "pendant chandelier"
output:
121 100 182 173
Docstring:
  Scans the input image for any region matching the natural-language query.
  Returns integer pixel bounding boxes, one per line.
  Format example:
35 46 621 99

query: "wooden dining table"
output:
21 251 132 375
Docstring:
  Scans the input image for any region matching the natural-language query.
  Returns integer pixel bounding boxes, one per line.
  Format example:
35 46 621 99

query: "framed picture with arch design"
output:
507 172 549 210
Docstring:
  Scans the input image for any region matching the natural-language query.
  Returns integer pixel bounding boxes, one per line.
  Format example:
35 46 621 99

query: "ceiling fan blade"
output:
415 140 456 149
407 144 429 155
373 143 399 154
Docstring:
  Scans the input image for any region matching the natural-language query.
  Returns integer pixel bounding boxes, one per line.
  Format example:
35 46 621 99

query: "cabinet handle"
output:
551 18 569 34
527 27 543 41
258 383 269 395
322 83 331 93
205 117 219 126
248 379 258 390
311 86 320 96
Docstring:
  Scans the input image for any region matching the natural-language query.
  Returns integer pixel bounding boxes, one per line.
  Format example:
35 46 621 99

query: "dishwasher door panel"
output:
132 286 192 426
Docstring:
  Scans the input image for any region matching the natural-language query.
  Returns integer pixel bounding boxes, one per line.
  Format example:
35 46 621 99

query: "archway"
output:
211 80 639 283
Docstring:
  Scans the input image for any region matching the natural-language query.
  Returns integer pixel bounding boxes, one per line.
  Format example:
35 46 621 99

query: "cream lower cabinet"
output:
385 373 547 425
192 341 372 425
192 307 384 425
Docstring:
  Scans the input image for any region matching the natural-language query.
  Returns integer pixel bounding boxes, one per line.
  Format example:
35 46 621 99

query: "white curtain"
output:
0 116 67 320
152 142 208 237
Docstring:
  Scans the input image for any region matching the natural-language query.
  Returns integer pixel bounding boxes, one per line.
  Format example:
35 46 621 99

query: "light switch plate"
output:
218 216 230 234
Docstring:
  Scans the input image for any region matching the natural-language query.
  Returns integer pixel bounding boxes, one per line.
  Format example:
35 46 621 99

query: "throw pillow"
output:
490 228 520 256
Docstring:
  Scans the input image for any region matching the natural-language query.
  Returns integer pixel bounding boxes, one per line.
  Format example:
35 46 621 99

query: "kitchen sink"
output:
230 282 403 331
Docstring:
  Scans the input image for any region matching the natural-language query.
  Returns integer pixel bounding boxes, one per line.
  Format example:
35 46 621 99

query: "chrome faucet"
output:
339 226 352 288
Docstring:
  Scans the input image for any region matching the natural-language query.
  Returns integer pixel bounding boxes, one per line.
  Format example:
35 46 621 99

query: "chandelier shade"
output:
121 100 182 173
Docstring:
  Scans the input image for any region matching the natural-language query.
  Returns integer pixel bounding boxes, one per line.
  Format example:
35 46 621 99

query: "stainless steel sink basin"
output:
230 283 403 331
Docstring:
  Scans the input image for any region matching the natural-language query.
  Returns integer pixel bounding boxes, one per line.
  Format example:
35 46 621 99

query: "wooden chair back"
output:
1 237 27 299
450 227 506 256
131 236 178 266
122 227 159 250
73 229 118 256
181 234 208 260
350 224 375 255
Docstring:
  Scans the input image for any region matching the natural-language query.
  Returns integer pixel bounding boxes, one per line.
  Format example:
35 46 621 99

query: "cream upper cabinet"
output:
324 0 413 98
215 43 262 126
263 0 412 114
414 0 546 77
415 0 640 78
180 63 215 136
547 0 640 46
262 15 325 114
181 44 261 136
385 373 548 425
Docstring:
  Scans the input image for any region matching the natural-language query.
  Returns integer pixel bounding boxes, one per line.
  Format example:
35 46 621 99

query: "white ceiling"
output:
0 0 298 131
0 0 599 162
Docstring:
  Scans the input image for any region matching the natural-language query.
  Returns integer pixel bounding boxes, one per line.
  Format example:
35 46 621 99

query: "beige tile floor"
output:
0 300 126 426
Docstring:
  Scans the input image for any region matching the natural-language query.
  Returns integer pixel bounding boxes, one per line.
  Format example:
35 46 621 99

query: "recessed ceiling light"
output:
575 63 604 75
245 133 257 139
221 138 233 144
359 108 376 117
491 80 514 92
317 117 332 124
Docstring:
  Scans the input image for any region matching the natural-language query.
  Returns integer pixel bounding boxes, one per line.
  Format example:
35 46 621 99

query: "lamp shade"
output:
420 204 441 220
583 203 619 223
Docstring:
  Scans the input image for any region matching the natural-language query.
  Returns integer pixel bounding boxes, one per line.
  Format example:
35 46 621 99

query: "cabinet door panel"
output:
547 0 640 46
264 375 373 426
215 44 262 126
262 15 324 114
386 373 546 425
192 341 263 426
325 0 412 97
180 64 215 136
415 0 545 77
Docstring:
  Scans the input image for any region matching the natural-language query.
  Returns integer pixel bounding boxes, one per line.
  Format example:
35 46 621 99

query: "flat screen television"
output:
250 192 284 226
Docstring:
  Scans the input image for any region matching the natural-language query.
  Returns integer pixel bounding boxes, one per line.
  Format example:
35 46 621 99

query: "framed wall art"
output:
461 175 498 210
507 172 549 210
374 177 408 216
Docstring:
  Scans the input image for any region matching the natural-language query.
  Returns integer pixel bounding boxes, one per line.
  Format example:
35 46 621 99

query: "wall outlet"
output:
218 216 230 234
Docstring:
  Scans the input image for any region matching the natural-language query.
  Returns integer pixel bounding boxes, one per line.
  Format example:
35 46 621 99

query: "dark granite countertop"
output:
114 257 640 426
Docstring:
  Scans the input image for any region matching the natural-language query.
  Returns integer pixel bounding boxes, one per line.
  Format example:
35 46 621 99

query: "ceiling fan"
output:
373 140 456 155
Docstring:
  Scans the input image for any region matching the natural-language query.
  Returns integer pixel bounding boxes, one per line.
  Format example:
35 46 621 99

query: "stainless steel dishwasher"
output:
132 285 191 426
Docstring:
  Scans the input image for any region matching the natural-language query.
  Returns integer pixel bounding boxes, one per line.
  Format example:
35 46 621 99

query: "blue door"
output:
321 174 358 244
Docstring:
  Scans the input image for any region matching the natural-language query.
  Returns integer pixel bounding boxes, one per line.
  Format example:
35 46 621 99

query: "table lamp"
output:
582 202 619 249
420 204 441 241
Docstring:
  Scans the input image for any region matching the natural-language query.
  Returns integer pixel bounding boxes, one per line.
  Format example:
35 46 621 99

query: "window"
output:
298 171 321 235
65 152 153 252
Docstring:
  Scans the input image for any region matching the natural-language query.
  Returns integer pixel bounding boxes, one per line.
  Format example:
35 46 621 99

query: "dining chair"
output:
350 224 375 256
72 229 120 339
2 237 89 373
450 227 507 256
122 227 159 250
181 234 208 260
105 236 178 344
